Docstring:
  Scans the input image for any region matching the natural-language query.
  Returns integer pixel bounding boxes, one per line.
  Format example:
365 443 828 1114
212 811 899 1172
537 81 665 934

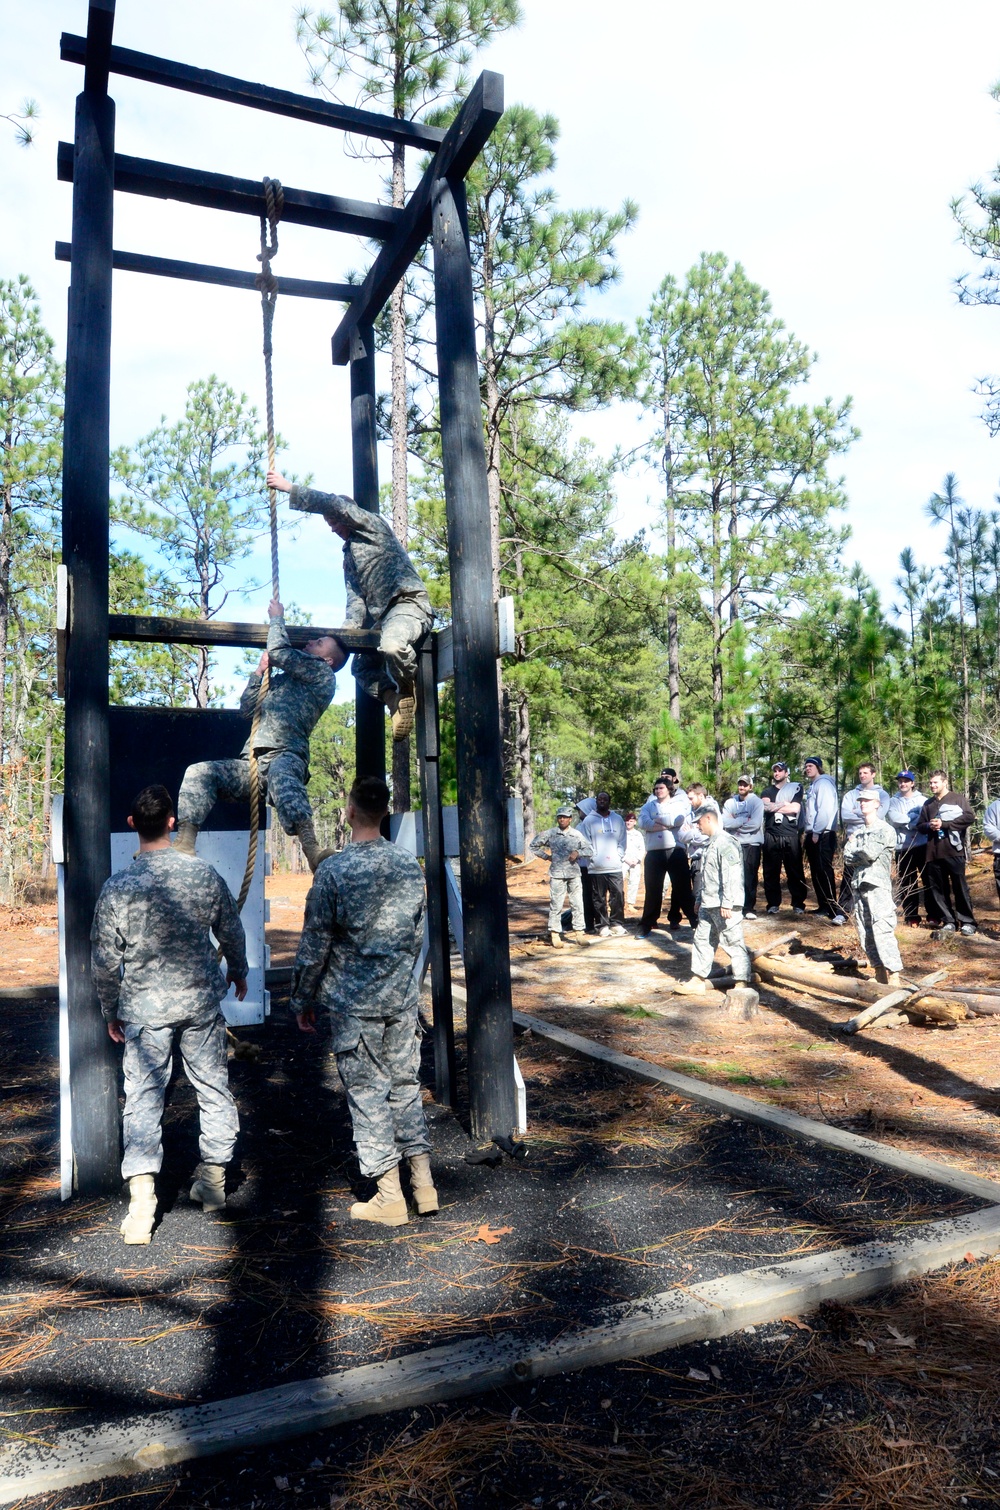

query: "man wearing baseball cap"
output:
530 805 593 947
760 761 808 917
842 788 904 985
801 757 845 925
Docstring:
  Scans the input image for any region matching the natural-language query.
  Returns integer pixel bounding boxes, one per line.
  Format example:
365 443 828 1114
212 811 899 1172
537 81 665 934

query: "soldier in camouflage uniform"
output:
291 775 434 1226
843 789 904 985
675 805 753 994
530 805 593 946
175 598 346 873
91 784 248 1244
267 469 433 743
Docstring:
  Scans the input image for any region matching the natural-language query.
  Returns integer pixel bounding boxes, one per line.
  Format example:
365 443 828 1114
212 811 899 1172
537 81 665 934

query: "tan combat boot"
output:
190 1163 227 1211
174 821 199 856
391 683 416 742
673 976 709 996
297 820 335 874
549 931 564 948
884 972 902 988
350 1164 409 1226
407 1153 439 1215
121 1174 157 1244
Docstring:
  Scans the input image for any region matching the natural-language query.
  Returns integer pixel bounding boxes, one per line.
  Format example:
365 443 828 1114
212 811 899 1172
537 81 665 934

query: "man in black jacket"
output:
760 761 808 916
915 770 977 936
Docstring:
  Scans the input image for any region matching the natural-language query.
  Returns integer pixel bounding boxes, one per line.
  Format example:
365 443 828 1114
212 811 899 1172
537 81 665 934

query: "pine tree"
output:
111 378 273 708
638 253 856 784
297 0 520 810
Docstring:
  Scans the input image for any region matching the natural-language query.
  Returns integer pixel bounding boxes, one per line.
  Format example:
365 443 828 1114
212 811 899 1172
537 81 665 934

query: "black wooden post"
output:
415 639 455 1106
431 174 515 1141
62 0 120 1194
349 324 386 784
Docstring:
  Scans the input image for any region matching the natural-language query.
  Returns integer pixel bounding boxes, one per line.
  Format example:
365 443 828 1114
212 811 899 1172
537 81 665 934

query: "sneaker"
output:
598 925 611 938
793 907 806 917
960 923 977 936
744 911 758 921
937 923 957 935
830 914 846 927
636 929 651 939
610 924 627 937
766 906 780 917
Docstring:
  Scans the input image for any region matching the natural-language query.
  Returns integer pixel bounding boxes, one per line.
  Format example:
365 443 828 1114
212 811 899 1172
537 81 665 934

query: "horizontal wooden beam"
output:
512 1011 1000 1204
330 70 504 364
61 33 447 151
108 614 380 652
3 1205 999 1502
54 242 355 302
57 143 400 239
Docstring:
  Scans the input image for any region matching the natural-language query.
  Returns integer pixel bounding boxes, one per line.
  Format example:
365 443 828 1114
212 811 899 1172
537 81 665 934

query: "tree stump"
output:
721 987 760 1022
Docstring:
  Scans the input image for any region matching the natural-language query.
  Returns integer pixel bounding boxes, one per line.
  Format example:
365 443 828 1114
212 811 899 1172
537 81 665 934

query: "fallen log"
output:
841 971 948 1034
904 993 969 1027
752 955 884 1003
750 931 800 960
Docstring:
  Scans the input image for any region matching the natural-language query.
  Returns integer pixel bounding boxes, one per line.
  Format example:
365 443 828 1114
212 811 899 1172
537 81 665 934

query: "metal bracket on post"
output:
56 565 69 698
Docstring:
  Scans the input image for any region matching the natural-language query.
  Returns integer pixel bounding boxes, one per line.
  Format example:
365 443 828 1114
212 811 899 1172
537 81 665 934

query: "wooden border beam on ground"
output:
57 143 401 239
54 242 355 301
3 1206 999 1503
60 33 447 150
512 1011 1000 1203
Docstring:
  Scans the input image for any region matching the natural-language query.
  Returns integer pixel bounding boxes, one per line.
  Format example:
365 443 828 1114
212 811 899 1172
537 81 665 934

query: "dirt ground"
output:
4 850 1000 1507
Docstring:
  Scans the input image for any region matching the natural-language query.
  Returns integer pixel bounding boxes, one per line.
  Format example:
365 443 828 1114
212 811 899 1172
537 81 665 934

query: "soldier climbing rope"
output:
234 176 284 916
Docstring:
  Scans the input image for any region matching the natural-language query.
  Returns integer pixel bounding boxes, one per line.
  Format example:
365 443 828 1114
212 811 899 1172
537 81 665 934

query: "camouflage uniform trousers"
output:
335 1009 431 1179
852 889 903 974
120 1014 238 1180
690 906 752 982
178 752 313 837
548 873 584 933
353 599 433 703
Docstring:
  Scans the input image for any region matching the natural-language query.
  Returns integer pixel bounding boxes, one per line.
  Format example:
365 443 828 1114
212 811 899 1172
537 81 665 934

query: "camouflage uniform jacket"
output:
529 825 593 879
288 486 432 628
842 820 896 893
699 831 746 910
239 615 336 763
290 838 426 1052
91 850 248 1026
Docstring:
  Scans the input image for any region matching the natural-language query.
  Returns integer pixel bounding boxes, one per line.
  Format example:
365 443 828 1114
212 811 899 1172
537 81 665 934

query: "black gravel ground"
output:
2 992 996 1508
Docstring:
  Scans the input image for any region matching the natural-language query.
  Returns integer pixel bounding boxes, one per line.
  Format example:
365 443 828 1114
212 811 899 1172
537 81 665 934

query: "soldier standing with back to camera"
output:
91 784 248 1245
290 776 437 1226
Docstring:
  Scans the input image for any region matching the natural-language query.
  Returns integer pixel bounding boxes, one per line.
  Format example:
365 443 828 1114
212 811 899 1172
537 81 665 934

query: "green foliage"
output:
296 0 520 119
634 253 857 784
111 377 276 707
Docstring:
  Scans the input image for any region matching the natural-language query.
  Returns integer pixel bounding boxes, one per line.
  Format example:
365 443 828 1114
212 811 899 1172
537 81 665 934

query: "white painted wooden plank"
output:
3 1206 999 1504
512 1011 1000 1203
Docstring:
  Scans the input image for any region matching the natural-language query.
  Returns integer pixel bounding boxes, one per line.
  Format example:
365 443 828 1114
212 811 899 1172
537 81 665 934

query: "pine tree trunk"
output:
516 688 534 846
390 140 411 813
712 487 725 783
0 478 12 781
41 727 52 879
662 405 680 746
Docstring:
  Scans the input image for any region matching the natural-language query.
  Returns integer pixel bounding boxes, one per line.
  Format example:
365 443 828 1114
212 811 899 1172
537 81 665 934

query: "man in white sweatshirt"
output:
580 793 628 937
722 775 764 920
886 770 928 926
839 762 890 915
637 775 695 937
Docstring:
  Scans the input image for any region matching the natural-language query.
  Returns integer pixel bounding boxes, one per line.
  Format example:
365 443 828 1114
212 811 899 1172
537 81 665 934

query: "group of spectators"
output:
531 759 993 946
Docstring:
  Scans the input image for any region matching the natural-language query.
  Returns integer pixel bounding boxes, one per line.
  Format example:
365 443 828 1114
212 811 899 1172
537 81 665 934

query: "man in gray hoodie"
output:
801 757 845 924
722 775 764 920
886 770 927 926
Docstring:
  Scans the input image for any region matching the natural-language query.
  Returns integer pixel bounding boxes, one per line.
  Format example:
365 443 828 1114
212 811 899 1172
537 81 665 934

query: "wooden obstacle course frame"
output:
58 0 515 1193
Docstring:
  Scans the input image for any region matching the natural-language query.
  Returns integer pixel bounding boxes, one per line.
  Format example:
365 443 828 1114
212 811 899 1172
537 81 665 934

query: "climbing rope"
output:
233 178 284 919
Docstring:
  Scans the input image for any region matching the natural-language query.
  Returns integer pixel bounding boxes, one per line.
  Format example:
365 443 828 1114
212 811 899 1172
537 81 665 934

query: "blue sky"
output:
7 1 1000 701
